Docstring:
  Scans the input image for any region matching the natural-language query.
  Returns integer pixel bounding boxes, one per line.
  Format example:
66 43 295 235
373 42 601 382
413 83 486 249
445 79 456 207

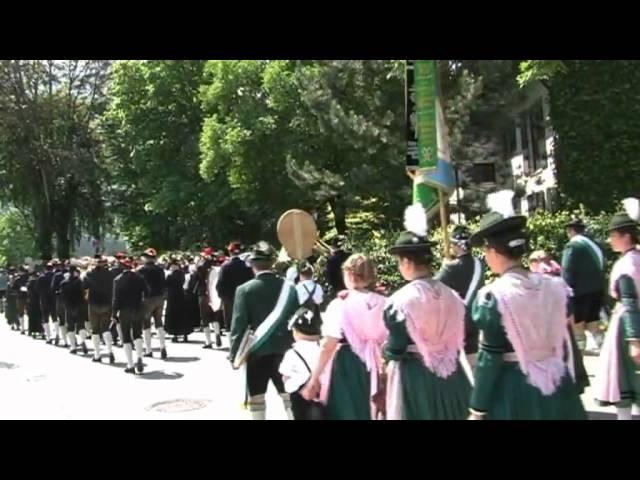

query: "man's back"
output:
113 271 147 311
36 271 54 304
435 253 482 300
217 256 254 299
230 272 297 358
137 263 166 297
84 266 114 305
60 276 84 306
325 249 350 293
562 235 605 296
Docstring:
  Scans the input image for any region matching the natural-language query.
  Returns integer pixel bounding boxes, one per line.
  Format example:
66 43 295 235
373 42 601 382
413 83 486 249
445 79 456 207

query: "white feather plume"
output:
404 204 428 237
623 197 640 222
486 190 515 218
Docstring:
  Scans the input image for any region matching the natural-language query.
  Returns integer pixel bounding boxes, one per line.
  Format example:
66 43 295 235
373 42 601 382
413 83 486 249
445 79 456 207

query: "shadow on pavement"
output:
138 370 184 380
163 356 200 363
0 361 17 369
105 362 129 369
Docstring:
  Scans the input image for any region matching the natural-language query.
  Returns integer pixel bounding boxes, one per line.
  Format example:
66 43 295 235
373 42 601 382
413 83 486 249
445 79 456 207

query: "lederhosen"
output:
289 348 325 421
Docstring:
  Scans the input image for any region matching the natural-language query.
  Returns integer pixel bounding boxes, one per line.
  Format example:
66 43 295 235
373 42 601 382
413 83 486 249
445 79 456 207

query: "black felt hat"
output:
469 190 527 247
389 204 436 255
608 198 640 232
288 307 322 336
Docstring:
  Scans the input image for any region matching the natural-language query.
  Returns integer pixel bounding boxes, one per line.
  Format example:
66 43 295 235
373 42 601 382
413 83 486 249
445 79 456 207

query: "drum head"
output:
277 210 318 260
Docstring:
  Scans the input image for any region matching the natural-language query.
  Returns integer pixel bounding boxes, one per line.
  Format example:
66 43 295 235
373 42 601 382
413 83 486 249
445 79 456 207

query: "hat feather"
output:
487 190 515 218
622 197 640 222
404 204 428 237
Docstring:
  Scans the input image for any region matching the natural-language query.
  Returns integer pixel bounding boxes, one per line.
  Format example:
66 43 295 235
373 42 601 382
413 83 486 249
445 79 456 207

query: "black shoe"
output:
109 353 115 364
183 335 188 342
20 330 25 335
172 336 178 343
54 336 59 346
92 356 101 363
202 343 213 350
46 339 52 345
82 343 88 355
144 351 153 358
136 358 144 374
124 366 135 374
70 348 77 355
215 335 222 348
161 348 167 360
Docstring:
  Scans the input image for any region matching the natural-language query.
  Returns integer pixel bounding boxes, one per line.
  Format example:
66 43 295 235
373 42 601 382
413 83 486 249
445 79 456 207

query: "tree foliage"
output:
0 60 110 259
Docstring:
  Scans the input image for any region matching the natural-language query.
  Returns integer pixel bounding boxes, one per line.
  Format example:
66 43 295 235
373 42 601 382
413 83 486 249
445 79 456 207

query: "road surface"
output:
0 315 632 419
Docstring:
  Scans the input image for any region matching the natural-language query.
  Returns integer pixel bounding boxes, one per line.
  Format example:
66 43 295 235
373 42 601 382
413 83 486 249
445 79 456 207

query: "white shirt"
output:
279 340 321 394
321 297 344 339
296 280 324 306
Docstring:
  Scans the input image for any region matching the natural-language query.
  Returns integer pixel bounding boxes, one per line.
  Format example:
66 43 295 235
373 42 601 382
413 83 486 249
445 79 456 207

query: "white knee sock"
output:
123 344 134 368
103 331 113 354
79 329 88 343
280 393 294 420
20 316 25 331
143 329 152 352
92 334 101 359
213 321 221 336
116 324 123 342
84 321 91 334
134 338 144 361
617 407 632 420
157 327 166 349
632 404 640 417
204 326 212 345
53 321 59 338
60 325 68 344
68 332 77 349
43 323 51 340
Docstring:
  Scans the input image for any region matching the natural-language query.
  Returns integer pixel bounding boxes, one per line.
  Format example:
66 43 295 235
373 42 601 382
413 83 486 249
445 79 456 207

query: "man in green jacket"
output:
229 241 300 420
435 225 485 368
562 218 606 352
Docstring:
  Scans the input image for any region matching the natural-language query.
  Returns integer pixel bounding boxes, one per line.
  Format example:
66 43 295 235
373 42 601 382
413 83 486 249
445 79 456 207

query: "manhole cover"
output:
146 399 210 413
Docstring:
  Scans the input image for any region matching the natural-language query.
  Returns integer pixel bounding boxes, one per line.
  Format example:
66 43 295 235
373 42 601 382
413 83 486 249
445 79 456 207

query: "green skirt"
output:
477 353 587 420
596 321 640 408
399 357 471 420
325 346 371 420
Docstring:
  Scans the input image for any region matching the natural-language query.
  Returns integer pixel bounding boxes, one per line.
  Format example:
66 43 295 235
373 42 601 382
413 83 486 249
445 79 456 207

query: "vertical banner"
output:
405 61 419 169
405 60 456 216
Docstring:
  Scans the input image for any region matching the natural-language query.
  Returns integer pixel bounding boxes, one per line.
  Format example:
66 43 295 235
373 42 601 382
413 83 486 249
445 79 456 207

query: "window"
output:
527 191 547 214
471 163 496 184
520 100 548 173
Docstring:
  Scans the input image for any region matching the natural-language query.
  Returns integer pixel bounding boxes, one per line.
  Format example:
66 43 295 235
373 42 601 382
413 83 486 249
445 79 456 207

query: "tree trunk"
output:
328 197 347 235
55 226 72 259
34 215 53 261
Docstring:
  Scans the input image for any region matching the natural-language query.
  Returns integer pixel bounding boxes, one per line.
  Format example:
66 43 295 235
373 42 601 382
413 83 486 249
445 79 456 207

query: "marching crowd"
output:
1 191 640 421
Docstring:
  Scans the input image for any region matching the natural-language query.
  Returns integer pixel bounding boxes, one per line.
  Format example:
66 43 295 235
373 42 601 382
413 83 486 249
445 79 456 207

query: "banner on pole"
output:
406 60 455 216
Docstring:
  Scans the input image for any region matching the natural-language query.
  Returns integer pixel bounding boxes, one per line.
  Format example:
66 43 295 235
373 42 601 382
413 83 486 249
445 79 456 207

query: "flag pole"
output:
436 61 451 260
439 189 451 260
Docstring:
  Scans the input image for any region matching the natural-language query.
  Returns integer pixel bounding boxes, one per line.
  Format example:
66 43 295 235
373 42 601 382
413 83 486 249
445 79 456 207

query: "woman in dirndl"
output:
301 254 387 420
384 204 472 420
467 190 586 420
594 198 640 420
